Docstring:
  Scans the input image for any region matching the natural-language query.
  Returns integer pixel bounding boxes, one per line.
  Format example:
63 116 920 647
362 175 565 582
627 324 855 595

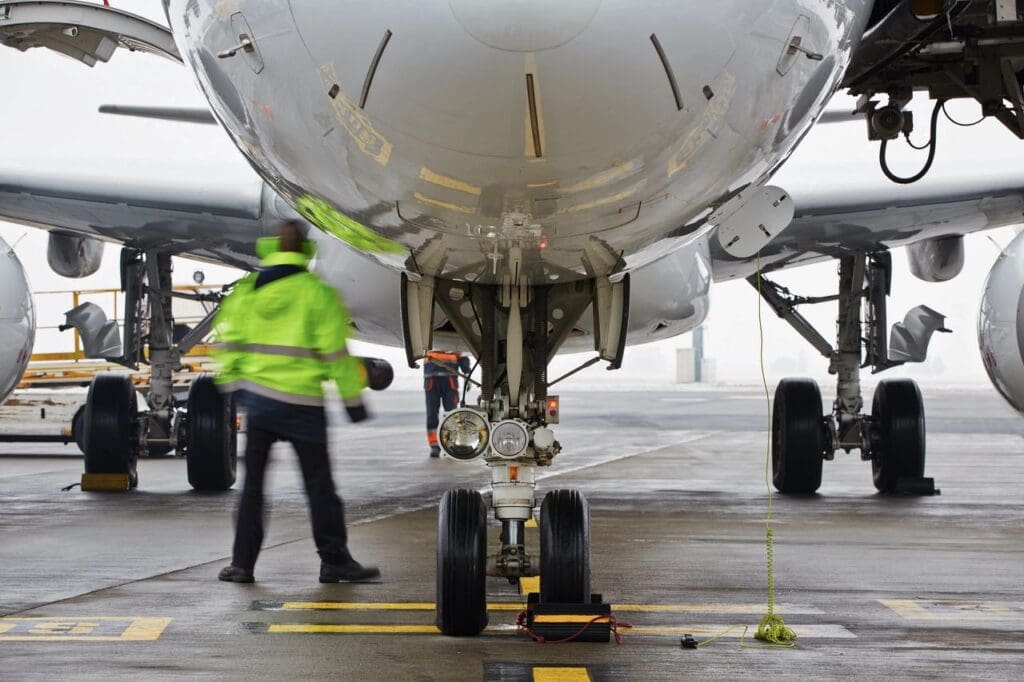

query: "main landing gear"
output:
68 248 236 491
403 254 623 636
753 253 944 494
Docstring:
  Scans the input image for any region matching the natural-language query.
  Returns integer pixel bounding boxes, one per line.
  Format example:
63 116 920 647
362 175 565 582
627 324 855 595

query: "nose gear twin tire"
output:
83 374 139 489
183 375 237 491
870 378 925 493
436 488 488 636
772 378 826 494
539 489 591 604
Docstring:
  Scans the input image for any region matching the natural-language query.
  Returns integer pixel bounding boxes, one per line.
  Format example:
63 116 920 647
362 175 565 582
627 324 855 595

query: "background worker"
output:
424 350 472 457
213 221 379 584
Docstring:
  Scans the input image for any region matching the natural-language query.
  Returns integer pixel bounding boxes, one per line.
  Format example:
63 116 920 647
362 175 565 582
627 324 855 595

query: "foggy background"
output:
3 1 1021 389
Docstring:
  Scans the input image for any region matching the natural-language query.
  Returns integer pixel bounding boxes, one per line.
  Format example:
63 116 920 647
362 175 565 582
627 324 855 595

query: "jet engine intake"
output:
0 236 37 403
979 230 1024 414
907 235 964 283
47 233 104 278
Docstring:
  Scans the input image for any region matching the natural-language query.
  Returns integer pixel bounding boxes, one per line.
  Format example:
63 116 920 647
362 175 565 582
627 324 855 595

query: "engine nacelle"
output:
979 230 1024 415
0 237 36 403
47 233 104 278
907 235 964 283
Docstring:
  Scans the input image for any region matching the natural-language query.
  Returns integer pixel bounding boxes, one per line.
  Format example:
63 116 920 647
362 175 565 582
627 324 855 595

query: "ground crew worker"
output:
424 350 472 457
213 221 379 584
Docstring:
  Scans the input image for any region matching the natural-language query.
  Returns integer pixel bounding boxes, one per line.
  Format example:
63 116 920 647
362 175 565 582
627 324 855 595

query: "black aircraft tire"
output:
436 489 488 636
871 379 926 493
83 375 138 486
539 489 591 604
71 404 87 455
772 378 826 494
185 375 237 491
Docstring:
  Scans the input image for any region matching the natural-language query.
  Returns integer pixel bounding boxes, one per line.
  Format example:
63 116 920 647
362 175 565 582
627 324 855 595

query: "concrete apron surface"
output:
0 387 1022 680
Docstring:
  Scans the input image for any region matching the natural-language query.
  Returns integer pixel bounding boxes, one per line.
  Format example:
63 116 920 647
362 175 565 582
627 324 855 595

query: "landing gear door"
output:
401 273 435 368
0 0 181 66
594 274 630 369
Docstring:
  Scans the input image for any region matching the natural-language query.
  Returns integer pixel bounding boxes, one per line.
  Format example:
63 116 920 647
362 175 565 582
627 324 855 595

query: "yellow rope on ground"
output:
753 251 797 647
686 252 796 651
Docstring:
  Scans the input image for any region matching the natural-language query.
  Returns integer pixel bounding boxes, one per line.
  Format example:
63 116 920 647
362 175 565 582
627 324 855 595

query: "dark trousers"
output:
425 376 459 445
232 423 350 570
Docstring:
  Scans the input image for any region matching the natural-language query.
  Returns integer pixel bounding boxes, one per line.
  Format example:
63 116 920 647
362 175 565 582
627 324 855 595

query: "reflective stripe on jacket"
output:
212 240 366 406
423 351 472 378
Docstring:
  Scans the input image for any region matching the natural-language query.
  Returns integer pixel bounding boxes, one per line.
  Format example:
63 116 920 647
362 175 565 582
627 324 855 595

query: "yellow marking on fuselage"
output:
413 192 477 214
419 168 482 196
561 160 641 195
556 189 636 214
318 63 392 167
533 667 592 682
667 71 736 177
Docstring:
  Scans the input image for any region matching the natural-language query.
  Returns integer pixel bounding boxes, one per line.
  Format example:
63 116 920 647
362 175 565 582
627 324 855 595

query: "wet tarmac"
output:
1 386 1022 680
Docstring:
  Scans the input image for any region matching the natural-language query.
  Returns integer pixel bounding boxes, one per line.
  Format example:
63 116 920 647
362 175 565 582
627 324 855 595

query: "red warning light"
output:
545 396 560 424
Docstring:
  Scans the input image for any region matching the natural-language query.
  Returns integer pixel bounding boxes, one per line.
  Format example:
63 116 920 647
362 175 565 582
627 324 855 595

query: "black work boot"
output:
218 565 255 583
320 558 381 583
429 445 441 458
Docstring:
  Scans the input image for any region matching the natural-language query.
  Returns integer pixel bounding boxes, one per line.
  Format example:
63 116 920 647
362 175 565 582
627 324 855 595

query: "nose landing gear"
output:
408 268 626 637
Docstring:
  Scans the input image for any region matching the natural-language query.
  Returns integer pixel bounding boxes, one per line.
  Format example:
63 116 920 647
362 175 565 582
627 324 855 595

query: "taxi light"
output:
490 420 530 459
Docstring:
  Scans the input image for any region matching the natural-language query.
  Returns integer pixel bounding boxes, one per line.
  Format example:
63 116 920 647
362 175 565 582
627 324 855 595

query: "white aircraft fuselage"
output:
166 0 872 286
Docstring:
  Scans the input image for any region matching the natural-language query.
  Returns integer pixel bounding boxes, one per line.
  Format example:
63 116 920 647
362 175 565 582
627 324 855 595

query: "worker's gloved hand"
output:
345 403 370 423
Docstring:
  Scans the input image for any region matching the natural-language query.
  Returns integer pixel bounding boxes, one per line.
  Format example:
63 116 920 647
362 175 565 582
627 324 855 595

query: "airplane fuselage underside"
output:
166 0 871 286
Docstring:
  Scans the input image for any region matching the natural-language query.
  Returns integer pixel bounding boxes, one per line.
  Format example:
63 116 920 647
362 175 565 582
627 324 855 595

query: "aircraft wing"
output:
711 172 1024 281
0 170 273 269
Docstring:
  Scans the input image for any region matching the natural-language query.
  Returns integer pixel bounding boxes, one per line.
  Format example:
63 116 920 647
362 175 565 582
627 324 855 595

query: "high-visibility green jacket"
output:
212 239 366 407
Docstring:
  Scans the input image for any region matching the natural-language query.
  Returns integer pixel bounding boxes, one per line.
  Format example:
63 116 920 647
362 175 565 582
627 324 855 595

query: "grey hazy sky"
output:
2 1 1022 389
